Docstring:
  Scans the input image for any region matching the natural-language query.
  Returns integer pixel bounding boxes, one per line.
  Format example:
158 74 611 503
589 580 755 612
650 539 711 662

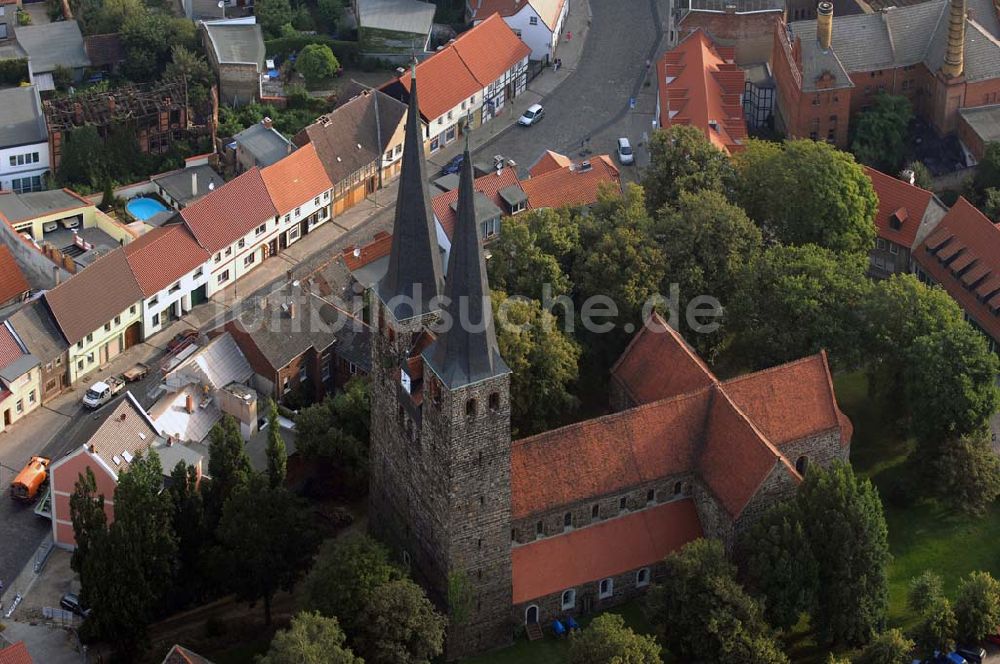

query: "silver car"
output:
617 137 634 165
518 104 544 126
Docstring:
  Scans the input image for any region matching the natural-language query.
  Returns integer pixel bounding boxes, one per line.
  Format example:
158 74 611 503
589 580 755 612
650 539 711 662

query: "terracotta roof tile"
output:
610 311 716 406
0 244 30 304
914 196 1000 343
343 231 391 271
864 166 935 249
700 386 796 517
431 167 522 238
723 351 847 447
85 394 161 475
511 499 702 604
161 644 214 664
180 168 277 253
123 225 210 298
0 323 25 371
520 155 621 209
656 29 747 154
0 641 32 664
511 390 711 519
260 142 333 216
44 249 144 345
529 149 572 177
392 15 530 121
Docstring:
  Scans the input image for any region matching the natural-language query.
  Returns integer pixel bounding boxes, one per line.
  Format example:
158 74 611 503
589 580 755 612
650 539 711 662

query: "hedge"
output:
264 34 361 65
0 59 29 86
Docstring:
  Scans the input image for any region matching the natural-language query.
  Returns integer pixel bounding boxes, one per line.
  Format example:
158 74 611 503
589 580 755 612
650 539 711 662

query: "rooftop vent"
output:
578 160 592 172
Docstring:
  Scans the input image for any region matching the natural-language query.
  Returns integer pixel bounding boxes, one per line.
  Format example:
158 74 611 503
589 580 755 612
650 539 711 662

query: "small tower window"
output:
619 496 627 512
796 456 809 474
673 481 682 495
591 504 600 519
511 528 516 541
478 538 482 549
636 568 650 587
536 520 543 536
563 512 572 530
646 489 655 504
478 569 483 580
466 398 477 418
489 392 500 412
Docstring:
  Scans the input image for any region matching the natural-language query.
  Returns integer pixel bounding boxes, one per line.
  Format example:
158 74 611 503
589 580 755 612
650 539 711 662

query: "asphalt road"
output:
0 367 165 595
481 0 664 172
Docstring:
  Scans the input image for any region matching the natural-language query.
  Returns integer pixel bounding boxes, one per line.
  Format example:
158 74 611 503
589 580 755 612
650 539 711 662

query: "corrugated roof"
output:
260 143 333 216
181 167 278 253
167 332 252 391
43 249 144 345
203 23 265 66
0 244 30 305
0 85 46 149
123 225 210 297
511 499 703 604
356 0 435 36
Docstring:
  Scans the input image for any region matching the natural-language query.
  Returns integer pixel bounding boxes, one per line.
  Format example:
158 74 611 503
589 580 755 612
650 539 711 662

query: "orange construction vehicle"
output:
9 456 51 502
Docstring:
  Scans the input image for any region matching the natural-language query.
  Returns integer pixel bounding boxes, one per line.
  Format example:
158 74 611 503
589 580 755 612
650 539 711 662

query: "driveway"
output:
479 0 664 173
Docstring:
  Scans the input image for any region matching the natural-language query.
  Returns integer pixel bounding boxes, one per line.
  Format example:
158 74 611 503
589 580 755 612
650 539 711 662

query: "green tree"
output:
734 138 878 257
296 43 339 86
58 125 105 188
257 611 362 664
642 124 735 214
492 291 581 436
932 433 1000 514
902 161 934 190
168 461 208 603
354 578 447 664
856 628 915 664
914 597 957 655
907 571 944 617
954 571 1000 644
646 539 787 663
255 0 293 37
301 533 403 631
203 414 253 528
165 45 214 108
316 0 340 32
732 244 870 369
266 399 287 488
487 215 572 301
294 377 370 494
216 473 320 624
69 467 107 576
568 613 662 664
655 188 762 357
982 188 1000 220
851 94 913 172
740 501 818 631
797 462 890 645
973 142 1000 199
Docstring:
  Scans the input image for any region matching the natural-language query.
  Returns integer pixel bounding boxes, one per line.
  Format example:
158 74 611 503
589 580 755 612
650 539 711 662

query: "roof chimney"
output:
185 393 195 414
941 0 966 77
262 116 273 129
899 168 915 185
191 171 198 196
288 301 296 319
817 1 834 50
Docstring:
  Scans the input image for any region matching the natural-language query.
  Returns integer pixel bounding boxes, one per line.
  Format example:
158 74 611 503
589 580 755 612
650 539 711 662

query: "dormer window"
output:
890 207 907 230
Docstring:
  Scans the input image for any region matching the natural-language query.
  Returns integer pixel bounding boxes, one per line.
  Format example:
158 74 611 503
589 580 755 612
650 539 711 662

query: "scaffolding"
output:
43 78 202 170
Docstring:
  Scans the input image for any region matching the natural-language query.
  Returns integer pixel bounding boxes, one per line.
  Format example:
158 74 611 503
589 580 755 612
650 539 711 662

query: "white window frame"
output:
561 589 576 610
599 578 613 599
636 568 650 588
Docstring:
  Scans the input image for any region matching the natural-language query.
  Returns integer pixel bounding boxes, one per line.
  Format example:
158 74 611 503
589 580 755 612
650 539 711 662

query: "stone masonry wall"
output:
734 462 800 535
779 429 850 474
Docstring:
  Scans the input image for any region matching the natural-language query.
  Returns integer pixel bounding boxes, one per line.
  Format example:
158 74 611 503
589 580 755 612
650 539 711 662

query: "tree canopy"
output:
568 613 662 664
354 578 447 664
642 124 735 214
851 94 913 172
954 571 1000 644
258 611 363 664
297 44 340 86
856 628 915 664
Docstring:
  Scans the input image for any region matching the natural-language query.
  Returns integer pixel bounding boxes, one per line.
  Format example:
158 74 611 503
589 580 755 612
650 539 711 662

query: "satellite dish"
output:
217 1 224 7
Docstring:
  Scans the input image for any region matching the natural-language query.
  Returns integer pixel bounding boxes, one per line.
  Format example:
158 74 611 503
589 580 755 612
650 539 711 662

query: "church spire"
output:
377 63 444 323
424 141 508 388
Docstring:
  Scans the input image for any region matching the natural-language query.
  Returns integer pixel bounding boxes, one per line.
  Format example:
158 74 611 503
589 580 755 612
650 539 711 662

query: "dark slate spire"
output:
423 143 508 389
377 65 444 322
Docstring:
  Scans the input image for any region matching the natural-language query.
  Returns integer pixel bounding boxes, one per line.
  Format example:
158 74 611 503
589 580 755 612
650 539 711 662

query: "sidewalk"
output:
426 0 594 168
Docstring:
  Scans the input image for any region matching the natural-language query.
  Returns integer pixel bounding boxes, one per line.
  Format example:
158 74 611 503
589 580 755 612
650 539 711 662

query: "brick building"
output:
771 0 1000 147
368 71 854 659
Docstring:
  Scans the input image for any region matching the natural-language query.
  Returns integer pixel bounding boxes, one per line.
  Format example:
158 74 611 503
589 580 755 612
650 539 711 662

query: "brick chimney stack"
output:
941 0 966 77
817 1 834 50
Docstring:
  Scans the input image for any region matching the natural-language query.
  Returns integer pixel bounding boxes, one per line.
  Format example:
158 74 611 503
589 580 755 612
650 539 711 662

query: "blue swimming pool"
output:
126 197 169 221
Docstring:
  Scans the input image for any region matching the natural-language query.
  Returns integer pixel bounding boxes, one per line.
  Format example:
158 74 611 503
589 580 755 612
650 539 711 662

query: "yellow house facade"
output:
0 321 42 432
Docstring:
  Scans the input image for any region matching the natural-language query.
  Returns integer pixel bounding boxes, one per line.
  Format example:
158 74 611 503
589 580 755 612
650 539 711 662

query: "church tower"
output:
368 67 513 659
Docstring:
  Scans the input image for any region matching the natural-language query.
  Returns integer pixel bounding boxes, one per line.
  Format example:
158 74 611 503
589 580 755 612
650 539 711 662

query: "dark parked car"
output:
440 154 465 176
956 646 985 664
60 592 90 617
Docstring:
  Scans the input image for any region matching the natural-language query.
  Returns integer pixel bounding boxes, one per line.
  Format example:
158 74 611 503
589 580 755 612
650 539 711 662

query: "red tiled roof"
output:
393 15 530 121
610 311 715 405
723 351 849 447
161 644 213 664
700 387 796 517
0 641 33 664
914 196 1000 343
123 225 210 298
0 323 25 371
343 231 391 271
511 390 711 519
511 499 702 604
864 166 935 249
520 155 621 209
470 0 565 28
260 143 333 216
656 29 747 154
0 244 30 305
181 168 277 253
431 167 523 238
529 150 572 177
44 249 144 345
